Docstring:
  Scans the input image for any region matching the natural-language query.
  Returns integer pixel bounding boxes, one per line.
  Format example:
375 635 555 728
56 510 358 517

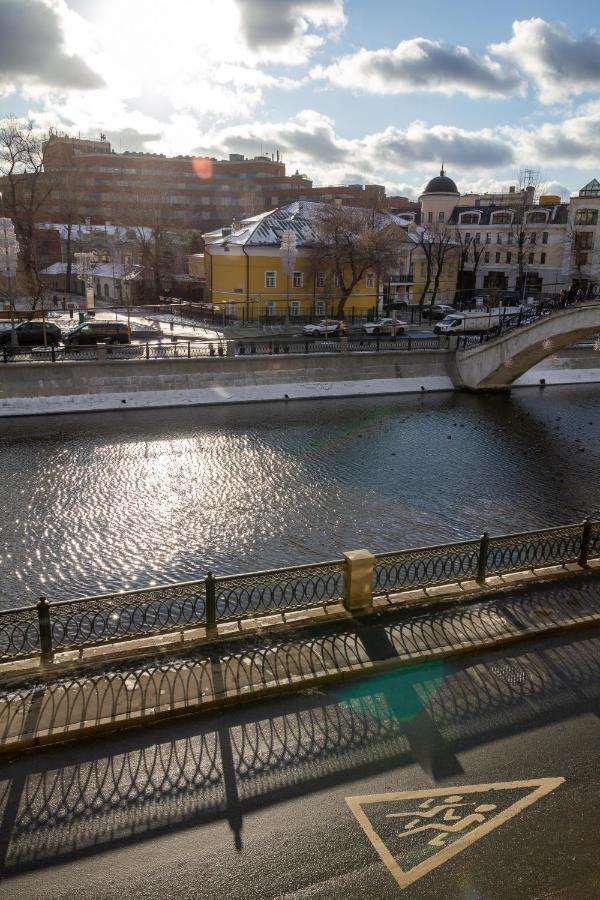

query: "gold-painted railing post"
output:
343 550 375 614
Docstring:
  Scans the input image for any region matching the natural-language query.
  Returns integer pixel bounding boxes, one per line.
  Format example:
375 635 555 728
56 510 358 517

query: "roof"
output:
36 223 151 241
422 168 459 195
92 263 144 280
203 201 411 249
447 202 569 226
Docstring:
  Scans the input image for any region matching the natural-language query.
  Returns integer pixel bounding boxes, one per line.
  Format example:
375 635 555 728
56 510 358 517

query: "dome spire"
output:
440 161 445 177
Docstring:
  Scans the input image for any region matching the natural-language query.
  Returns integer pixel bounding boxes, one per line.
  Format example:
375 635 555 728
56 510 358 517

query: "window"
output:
365 272 375 289
578 232 594 249
460 213 480 224
485 233 491 244
266 301 276 316
575 209 598 225
316 271 325 288
506 252 512 263
315 300 326 316
427 211 433 223
507 232 514 245
528 211 548 224
465 232 471 241
540 252 546 264
103 283 109 298
101 251 110 262
484 252 490 263
495 252 501 263
528 252 535 264
438 211 445 222
289 301 300 317
491 212 513 225
496 233 502 243
475 233 481 243
529 232 537 244
542 232 548 245
265 270 276 288
579 253 589 265
292 271 304 288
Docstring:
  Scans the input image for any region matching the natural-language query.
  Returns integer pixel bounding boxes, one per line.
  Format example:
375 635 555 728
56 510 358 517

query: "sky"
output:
1 0 600 199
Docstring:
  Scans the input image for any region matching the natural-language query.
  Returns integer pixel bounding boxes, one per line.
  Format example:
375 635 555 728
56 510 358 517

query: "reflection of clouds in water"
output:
0 387 598 606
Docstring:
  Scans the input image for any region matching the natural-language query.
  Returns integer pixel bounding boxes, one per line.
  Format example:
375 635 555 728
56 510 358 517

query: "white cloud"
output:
492 18 600 104
0 0 103 93
312 37 522 98
235 0 346 62
504 101 600 168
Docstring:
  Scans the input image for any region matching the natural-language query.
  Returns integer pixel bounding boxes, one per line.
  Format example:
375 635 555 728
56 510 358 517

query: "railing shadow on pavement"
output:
0 575 598 879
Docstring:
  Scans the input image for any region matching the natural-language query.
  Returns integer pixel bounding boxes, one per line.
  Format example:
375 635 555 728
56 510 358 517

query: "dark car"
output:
63 321 131 345
421 304 456 320
0 321 62 346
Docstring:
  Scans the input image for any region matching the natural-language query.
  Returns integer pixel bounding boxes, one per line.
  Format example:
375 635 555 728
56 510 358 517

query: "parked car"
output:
421 304 456 320
0 321 62 347
302 319 346 336
363 318 407 335
63 321 132 345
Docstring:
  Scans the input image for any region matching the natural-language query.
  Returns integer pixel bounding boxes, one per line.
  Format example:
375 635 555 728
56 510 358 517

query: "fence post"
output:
477 531 489 583
343 549 375 614
188 341 191 358
339 335 349 354
51 344 56 362
37 595 53 659
407 335 412 351
206 572 217 631
146 341 150 360
578 517 592 567
376 336 380 353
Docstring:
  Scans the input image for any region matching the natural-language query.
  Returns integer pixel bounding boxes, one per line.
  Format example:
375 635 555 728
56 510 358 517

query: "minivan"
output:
64 321 131 345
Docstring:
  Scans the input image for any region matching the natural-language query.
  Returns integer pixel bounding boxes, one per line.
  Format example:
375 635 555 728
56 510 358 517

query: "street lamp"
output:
75 252 96 312
280 228 297 323
0 217 19 346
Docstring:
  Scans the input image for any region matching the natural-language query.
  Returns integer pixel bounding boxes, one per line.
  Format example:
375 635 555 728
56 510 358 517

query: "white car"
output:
363 318 407 335
302 319 346 336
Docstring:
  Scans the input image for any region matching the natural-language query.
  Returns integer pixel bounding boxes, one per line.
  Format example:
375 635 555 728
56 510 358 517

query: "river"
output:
0 385 599 608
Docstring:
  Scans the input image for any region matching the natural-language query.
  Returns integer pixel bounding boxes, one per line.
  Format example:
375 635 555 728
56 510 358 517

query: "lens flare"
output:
192 157 214 180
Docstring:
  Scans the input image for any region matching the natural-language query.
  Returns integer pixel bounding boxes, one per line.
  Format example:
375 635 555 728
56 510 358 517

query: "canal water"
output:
1 385 599 608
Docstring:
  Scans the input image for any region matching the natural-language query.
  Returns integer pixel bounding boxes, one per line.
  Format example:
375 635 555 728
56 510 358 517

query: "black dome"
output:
423 168 458 195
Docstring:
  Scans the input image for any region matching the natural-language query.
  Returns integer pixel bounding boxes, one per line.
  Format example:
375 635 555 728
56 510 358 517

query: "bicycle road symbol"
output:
346 778 564 891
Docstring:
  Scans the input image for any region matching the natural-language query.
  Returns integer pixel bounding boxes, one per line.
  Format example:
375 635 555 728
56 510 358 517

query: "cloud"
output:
312 37 522 98
492 18 600 103
235 0 346 57
0 0 104 91
505 101 600 168
194 110 516 189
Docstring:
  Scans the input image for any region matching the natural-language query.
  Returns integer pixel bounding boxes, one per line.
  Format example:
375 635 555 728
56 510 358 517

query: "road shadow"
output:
0 611 598 880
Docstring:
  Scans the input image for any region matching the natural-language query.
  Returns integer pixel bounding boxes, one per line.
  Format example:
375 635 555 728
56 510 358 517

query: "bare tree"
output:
0 118 56 308
311 204 405 318
454 230 486 303
412 223 457 306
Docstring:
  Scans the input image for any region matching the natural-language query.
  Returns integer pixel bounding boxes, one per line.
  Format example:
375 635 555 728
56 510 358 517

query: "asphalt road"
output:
0 625 598 900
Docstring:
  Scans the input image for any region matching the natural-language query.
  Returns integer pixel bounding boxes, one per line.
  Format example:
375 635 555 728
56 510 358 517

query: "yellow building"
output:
203 201 416 322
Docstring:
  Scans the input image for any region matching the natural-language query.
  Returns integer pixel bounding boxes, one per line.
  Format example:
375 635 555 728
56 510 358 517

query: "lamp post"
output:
75 252 96 313
280 228 297 325
0 217 19 346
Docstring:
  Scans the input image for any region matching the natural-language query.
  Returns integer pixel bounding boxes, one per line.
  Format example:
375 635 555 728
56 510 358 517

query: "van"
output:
64 321 131 345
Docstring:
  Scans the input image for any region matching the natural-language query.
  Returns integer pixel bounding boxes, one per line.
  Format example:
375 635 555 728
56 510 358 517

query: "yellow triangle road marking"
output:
346 778 565 890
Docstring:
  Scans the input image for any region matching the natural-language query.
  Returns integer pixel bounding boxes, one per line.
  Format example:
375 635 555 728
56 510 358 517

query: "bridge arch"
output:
454 303 600 390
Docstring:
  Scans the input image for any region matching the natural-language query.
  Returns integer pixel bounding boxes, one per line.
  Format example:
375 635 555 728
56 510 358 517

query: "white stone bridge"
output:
453 303 600 390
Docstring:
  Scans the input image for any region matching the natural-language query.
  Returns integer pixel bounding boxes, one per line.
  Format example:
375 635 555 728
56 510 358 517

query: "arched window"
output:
491 212 513 225
103 283 109 298
527 210 548 224
459 212 480 225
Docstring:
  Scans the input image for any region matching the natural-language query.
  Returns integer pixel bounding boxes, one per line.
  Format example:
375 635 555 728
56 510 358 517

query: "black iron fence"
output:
0 335 443 363
0 519 596 663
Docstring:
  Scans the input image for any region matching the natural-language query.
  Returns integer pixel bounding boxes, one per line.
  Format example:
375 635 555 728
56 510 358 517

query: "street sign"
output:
346 778 564 891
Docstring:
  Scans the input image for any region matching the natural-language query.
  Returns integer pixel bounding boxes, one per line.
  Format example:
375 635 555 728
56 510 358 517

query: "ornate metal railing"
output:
0 519 596 662
373 538 481 594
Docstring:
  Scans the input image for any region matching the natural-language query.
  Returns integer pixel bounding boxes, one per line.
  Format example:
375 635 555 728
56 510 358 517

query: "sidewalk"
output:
0 570 598 755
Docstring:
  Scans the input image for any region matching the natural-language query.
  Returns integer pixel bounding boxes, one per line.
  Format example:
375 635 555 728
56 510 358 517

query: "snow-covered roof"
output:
92 263 144 280
37 223 151 241
203 201 411 249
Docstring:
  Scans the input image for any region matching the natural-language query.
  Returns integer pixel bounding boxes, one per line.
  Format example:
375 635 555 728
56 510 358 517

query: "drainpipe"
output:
242 246 250 323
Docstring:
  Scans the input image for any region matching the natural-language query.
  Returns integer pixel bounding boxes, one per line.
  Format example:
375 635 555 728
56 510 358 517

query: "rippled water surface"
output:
1 386 599 608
